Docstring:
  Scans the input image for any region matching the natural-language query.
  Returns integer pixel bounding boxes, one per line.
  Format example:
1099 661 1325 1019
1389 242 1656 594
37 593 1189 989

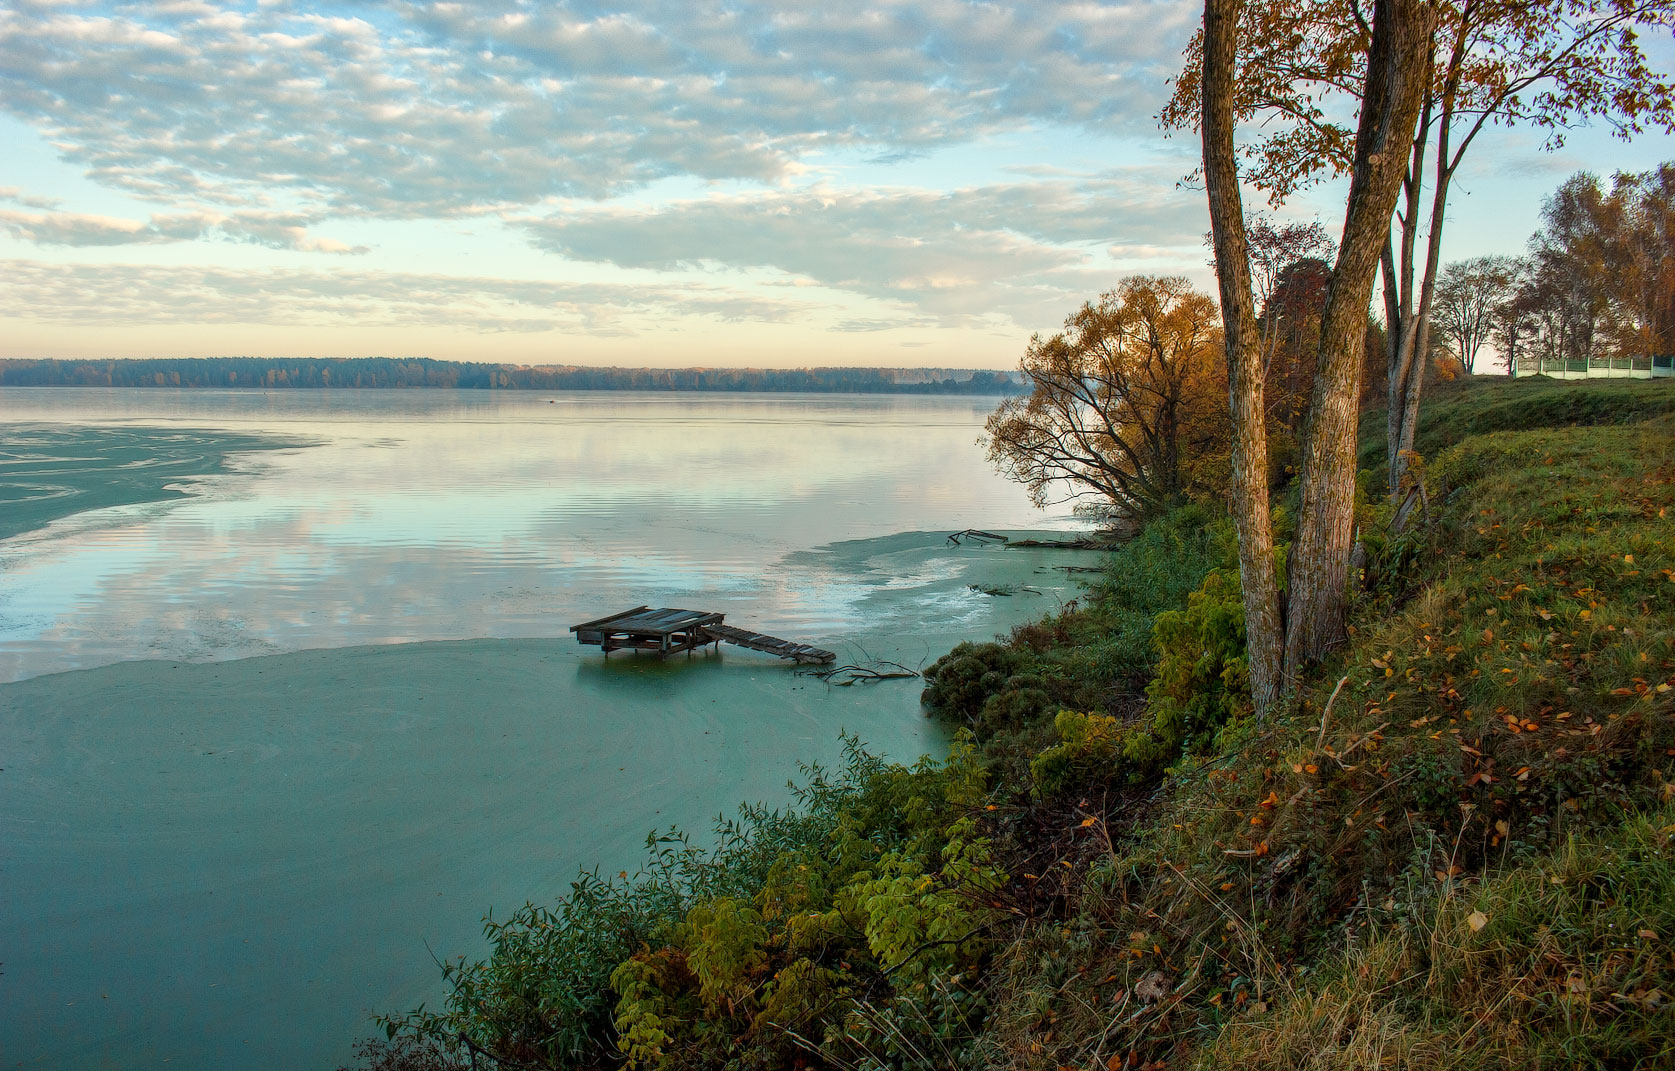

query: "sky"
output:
1 0 1672 369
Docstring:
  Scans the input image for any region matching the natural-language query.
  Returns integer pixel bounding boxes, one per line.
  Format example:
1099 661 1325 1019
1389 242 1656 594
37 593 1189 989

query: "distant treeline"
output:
0 358 1021 394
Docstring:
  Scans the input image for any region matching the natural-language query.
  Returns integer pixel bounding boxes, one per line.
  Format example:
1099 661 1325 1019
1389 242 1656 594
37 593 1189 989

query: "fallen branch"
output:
947 528 1009 545
814 660 922 686
1006 537 1107 549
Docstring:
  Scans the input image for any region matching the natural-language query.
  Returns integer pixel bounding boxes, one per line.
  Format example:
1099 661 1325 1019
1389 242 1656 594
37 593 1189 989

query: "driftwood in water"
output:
947 528 1009 546
813 660 922 686
969 583 1041 597
1006 537 1108 550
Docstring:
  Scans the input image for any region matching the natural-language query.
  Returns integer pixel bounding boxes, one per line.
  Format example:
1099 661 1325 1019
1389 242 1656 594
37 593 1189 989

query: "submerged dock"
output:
569 606 836 665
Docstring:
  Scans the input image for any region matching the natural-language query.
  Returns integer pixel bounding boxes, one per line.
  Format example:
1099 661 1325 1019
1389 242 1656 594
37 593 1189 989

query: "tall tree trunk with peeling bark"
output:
1201 0 1284 716
1286 0 1435 672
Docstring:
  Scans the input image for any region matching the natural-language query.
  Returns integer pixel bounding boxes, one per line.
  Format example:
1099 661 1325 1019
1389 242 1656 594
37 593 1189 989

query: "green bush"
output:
920 641 1027 727
1143 570 1251 757
1029 710 1124 797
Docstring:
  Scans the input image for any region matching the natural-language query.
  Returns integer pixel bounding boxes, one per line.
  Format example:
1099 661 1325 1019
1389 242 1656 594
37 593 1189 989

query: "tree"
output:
1201 0 1433 712
1201 0 1432 706
984 276 1228 527
1487 257 1534 372
1433 255 1516 372
1165 0 1675 496
1262 255 1334 434
1599 164 1675 359
1505 165 1675 372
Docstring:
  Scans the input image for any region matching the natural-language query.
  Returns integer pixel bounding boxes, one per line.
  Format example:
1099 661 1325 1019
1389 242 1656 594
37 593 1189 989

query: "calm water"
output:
0 389 1073 680
0 389 1085 1070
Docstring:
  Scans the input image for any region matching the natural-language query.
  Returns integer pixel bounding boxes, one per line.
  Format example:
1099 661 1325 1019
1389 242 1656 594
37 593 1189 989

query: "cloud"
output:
0 259 821 333
0 185 62 210
0 0 1197 216
0 205 368 252
514 173 1206 323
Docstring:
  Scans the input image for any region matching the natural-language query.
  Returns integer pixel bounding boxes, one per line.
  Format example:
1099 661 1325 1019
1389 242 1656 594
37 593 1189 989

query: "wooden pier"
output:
569 606 836 665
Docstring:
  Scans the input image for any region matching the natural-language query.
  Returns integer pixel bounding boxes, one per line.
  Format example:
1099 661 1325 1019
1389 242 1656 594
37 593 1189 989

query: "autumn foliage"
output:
984 276 1229 527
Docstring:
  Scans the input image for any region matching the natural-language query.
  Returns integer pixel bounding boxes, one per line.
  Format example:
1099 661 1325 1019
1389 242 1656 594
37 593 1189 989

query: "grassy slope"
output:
983 378 1674 1070
363 377 1672 1071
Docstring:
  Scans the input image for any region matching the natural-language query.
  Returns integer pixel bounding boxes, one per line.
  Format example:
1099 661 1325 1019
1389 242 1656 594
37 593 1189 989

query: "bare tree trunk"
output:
1389 98 1458 499
1201 0 1284 716
1386 90 1431 498
1285 0 1435 674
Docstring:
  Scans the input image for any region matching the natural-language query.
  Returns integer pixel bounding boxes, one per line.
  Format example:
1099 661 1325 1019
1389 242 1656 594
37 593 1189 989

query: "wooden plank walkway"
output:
570 606 835 664
701 623 836 665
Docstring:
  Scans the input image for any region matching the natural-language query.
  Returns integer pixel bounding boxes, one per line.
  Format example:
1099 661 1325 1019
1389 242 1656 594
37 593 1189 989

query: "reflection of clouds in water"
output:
1 393 1079 682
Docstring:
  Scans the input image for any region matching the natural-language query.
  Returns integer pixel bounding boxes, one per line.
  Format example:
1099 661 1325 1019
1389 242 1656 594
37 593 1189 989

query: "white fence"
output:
1513 355 1675 380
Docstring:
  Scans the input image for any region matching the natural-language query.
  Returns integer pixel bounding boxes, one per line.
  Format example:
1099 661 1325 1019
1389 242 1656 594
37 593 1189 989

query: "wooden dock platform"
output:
569 606 835 665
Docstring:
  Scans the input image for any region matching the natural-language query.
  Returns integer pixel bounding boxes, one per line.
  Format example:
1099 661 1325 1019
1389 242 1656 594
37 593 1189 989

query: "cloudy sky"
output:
2 0 1671 368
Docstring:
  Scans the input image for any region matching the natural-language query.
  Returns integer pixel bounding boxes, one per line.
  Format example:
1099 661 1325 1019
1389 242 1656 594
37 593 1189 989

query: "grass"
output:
1356 375 1675 487
1191 802 1675 1070
976 380 1675 1071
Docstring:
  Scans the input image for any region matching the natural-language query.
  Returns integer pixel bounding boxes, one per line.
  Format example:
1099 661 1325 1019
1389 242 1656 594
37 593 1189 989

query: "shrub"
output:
1143 570 1251 758
921 642 1027 727
1030 710 1124 797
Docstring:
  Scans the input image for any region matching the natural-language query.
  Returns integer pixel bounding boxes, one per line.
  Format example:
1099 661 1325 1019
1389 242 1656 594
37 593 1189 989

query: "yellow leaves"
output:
1220 882 1235 892
1468 910 1489 932
1079 816 1098 828
1624 554 1635 564
1537 608 1554 620
1259 791 1280 809
1579 609 1592 621
1639 929 1659 941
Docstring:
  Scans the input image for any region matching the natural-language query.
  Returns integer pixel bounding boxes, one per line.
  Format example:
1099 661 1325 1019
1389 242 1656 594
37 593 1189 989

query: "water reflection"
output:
0 389 1071 682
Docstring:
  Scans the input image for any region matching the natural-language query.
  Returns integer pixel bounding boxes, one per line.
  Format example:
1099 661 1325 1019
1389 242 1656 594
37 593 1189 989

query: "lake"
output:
0 388 1086 1070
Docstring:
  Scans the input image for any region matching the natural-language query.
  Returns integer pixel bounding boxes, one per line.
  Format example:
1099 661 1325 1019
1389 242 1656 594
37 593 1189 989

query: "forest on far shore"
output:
0 357 1022 395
